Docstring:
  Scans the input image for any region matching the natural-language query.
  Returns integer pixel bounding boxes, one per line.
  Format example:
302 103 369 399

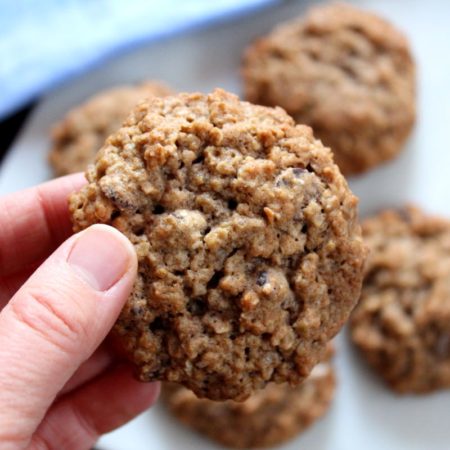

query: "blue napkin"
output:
0 0 278 119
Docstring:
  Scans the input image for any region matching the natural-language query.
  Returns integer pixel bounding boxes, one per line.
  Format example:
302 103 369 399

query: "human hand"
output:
0 174 159 450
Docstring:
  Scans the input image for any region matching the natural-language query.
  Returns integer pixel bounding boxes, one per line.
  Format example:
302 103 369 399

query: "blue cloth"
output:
0 0 278 119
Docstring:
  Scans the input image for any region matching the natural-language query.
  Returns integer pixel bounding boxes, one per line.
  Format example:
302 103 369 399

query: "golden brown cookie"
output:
49 81 173 176
162 347 335 449
242 3 416 175
70 89 366 400
351 206 450 393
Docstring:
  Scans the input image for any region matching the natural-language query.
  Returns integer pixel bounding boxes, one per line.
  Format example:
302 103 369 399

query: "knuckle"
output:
0 431 29 449
29 433 53 450
30 403 98 450
69 402 99 444
11 288 89 354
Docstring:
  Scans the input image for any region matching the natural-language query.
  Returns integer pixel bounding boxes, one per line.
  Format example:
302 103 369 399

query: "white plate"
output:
1 1 450 449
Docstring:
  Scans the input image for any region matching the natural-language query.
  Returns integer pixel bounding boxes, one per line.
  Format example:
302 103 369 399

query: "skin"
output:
0 173 160 450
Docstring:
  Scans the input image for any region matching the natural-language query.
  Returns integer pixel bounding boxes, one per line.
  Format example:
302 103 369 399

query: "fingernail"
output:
68 225 135 291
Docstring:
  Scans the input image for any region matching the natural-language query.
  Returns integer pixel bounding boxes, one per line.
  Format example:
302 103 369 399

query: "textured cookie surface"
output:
163 349 335 449
70 89 365 400
351 207 450 393
49 81 173 176
242 2 415 175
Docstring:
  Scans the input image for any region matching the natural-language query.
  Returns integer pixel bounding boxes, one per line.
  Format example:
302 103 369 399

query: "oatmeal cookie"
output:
242 3 416 175
49 81 173 176
162 347 335 449
351 206 450 393
70 89 365 400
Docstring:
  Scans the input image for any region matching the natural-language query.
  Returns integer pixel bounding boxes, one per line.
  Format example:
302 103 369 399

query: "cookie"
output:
242 3 416 175
69 89 366 400
49 81 173 176
162 347 335 449
351 206 450 393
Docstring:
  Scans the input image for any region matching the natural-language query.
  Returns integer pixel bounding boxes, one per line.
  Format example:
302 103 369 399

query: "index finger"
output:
0 173 86 277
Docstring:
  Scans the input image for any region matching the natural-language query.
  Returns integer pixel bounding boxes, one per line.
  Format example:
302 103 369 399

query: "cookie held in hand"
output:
70 89 365 400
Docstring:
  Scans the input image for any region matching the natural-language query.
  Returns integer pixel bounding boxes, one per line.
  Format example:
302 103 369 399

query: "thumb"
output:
0 224 137 446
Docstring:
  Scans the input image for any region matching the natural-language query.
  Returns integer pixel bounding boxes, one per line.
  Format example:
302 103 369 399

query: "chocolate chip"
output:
149 316 167 332
276 168 307 187
187 298 207 316
256 271 268 286
153 204 165 214
111 210 120 220
228 198 238 210
192 155 204 164
132 305 144 316
293 168 307 177
103 186 138 212
207 270 224 289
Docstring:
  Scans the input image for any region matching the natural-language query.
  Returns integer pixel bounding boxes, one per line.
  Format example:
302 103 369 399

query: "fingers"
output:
0 173 85 277
30 365 160 450
60 346 114 396
0 225 137 448
0 262 40 308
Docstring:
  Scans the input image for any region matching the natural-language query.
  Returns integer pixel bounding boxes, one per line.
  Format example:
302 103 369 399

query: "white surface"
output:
1 1 450 449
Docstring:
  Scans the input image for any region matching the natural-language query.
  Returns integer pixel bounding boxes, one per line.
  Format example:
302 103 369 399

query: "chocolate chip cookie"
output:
70 89 366 400
49 81 173 176
242 3 416 175
163 347 335 449
351 206 450 393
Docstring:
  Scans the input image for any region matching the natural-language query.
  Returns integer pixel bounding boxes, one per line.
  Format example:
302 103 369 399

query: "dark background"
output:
0 103 35 164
